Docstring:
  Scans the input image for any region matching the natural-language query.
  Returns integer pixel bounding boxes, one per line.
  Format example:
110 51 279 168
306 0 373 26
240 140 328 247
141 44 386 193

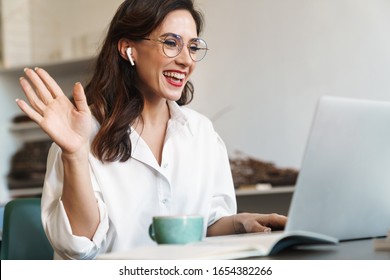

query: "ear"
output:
118 39 136 64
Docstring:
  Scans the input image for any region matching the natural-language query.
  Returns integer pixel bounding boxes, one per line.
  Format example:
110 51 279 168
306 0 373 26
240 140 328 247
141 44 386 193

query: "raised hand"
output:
16 67 92 156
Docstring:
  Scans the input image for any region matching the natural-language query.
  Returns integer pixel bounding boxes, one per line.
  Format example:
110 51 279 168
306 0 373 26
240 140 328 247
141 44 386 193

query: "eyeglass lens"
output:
161 34 207 62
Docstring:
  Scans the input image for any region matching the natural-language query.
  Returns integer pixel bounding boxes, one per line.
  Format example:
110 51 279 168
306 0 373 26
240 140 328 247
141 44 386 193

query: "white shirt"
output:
41 101 237 259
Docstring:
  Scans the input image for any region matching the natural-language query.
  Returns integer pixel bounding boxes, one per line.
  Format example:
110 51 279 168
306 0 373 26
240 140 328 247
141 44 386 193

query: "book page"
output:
97 244 264 260
203 231 284 254
97 231 337 260
98 232 284 260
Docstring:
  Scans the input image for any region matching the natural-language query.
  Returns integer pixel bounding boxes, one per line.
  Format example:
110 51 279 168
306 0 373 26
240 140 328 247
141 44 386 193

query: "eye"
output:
189 44 200 54
189 39 207 54
163 38 179 48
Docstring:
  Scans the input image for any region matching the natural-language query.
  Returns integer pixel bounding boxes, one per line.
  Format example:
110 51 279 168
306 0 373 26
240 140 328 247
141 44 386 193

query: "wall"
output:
191 0 390 168
30 0 123 63
0 75 19 202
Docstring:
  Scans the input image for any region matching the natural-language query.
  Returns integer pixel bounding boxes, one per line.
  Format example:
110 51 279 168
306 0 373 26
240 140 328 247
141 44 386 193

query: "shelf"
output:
10 122 39 131
0 56 96 77
9 122 49 142
8 187 43 198
235 185 295 196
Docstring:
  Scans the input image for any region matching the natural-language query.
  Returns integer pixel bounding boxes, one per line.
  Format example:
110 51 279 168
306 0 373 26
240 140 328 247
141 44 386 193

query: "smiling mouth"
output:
163 71 186 83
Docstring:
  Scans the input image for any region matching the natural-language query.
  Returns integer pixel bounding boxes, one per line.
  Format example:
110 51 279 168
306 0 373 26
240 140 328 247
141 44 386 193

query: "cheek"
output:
187 64 196 79
137 57 164 81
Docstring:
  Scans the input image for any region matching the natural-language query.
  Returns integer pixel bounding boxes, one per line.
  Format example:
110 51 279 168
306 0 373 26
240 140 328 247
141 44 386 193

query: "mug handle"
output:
148 224 156 241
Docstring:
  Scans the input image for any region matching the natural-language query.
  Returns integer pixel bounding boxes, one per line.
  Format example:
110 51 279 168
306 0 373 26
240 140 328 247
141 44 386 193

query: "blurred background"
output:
1 0 390 208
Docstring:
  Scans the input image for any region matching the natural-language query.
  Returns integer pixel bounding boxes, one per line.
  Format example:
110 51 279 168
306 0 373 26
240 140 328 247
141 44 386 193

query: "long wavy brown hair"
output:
84 0 204 162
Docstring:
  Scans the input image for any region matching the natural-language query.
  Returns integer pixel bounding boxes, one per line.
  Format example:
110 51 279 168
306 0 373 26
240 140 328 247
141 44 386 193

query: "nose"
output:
175 46 193 66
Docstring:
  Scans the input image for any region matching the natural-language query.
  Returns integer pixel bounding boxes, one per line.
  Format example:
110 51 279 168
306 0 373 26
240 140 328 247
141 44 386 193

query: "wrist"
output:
61 144 90 164
232 214 246 234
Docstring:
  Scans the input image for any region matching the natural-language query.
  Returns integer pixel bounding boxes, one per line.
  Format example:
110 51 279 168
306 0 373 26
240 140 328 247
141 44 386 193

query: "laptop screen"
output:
286 96 390 240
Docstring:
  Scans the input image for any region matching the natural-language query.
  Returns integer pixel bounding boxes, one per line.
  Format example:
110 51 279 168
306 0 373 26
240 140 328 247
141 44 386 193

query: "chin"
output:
163 89 184 102
165 95 182 102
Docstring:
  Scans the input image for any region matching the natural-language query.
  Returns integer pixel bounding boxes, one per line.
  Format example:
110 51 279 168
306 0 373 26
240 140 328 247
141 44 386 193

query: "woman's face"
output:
133 10 198 103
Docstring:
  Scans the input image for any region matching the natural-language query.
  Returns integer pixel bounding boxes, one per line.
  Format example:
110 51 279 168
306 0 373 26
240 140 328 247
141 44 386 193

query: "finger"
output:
19 76 46 114
34 67 66 99
35 67 68 100
250 223 272 233
262 214 287 229
243 219 271 233
73 82 90 113
15 98 44 124
23 68 54 104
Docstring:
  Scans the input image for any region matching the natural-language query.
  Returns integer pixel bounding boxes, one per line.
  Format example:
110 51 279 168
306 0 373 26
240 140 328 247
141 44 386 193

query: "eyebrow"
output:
159 32 201 41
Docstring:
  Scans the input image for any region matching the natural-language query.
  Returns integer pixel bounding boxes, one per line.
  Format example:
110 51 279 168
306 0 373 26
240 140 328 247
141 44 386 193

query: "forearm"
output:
207 212 286 236
207 215 243 236
61 146 100 240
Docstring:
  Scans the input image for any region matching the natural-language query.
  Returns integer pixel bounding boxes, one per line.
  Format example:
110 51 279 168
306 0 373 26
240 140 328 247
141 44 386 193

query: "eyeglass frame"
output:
139 32 208 62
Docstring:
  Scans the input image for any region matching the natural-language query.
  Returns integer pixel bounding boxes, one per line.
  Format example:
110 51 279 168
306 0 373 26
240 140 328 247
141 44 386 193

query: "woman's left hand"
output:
233 212 287 233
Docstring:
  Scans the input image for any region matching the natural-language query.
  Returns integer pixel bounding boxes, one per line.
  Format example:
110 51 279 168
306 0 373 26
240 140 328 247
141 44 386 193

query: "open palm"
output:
17 68 92 155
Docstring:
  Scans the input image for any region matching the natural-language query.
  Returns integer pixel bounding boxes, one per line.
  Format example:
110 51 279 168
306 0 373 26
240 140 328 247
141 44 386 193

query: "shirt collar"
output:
167 101 187 124
167 101 194 136
128 101 193 135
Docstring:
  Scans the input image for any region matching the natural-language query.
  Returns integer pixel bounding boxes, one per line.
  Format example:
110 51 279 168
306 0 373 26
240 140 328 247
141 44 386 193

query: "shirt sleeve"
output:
207 131 237 227
41 144 109 259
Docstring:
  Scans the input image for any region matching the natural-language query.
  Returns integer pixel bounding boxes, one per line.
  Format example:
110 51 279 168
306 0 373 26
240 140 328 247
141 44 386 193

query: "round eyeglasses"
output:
141 33 208 62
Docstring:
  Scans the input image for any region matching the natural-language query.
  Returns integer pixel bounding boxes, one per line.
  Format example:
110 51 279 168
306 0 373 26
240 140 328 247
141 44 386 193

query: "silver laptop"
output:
286 95 390 241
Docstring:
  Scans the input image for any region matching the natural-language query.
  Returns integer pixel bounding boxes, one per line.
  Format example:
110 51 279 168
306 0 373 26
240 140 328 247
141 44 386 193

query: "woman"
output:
16 0 286 259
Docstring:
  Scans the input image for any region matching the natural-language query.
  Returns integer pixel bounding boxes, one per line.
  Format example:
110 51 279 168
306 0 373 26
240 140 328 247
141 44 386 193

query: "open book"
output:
97 231 338 260
373 230 390 251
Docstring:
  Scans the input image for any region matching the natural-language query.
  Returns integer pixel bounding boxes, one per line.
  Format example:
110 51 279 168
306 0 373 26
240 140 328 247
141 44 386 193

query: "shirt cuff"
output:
48 198 109 259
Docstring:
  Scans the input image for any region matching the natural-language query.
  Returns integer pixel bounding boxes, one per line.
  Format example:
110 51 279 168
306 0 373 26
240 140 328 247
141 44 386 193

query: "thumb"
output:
250 223 272 233
72 82 89 113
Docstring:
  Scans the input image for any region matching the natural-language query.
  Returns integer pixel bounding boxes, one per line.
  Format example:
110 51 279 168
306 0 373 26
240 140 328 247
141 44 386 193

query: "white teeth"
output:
163 71 185 80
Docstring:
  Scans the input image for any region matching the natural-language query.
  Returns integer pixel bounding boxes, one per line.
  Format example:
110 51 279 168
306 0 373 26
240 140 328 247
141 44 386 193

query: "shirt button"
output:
161 198 168 204
163 163 169 168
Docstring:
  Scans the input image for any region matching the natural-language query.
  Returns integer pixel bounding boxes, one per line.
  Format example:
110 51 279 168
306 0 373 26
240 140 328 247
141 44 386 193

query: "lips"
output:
163 71 186 87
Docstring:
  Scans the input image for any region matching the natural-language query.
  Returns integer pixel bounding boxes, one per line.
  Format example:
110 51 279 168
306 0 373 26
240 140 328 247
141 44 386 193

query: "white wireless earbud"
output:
126 47 135 66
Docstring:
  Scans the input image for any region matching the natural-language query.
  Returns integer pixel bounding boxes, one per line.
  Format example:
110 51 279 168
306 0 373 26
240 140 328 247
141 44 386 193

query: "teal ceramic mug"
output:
149 215 204 245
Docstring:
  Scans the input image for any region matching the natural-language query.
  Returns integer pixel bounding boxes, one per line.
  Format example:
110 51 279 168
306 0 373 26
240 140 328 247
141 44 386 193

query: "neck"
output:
134 99 170 165
142 99 170 124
